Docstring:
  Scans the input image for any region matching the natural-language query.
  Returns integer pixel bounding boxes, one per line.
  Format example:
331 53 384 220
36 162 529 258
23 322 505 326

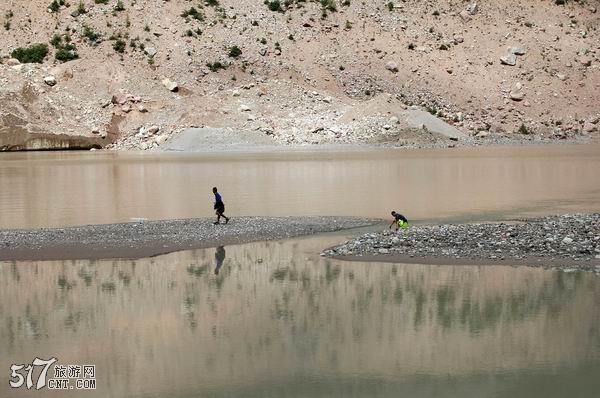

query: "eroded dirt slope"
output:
0 0 599 150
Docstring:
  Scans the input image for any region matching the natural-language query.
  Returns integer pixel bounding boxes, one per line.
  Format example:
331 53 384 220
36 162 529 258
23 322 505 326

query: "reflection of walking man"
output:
214 246 226 275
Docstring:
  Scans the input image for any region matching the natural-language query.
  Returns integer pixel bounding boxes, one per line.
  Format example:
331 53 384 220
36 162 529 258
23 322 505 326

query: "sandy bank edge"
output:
323 214 600 272
0 216 380 262
334 253 600 271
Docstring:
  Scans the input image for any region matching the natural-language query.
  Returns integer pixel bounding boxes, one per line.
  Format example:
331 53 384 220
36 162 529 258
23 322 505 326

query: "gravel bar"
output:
323 214 600 272
0 216 380 261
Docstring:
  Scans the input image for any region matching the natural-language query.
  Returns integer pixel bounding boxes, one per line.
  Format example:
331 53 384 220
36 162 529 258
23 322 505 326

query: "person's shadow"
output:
214 246 226 275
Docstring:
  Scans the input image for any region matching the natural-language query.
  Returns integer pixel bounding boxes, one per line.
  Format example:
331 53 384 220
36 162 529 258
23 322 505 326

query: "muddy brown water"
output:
1 144 600 397
1 144 600 229
1 234 599 397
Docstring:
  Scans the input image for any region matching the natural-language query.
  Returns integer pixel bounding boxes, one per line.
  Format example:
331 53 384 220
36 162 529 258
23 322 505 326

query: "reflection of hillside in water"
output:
1 236 599 397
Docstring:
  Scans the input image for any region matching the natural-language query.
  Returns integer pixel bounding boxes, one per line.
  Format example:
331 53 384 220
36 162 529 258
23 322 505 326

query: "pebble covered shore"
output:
0 216 379 261
323 214 600 272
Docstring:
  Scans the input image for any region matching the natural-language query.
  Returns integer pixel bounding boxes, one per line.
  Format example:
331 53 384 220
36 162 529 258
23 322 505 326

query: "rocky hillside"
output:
1 0 599 150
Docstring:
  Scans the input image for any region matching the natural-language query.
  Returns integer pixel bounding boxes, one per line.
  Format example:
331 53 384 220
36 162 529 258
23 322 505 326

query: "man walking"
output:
213 187 230 225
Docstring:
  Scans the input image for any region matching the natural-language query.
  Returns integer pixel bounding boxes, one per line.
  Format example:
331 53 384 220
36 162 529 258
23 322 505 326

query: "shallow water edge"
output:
0 216 380 261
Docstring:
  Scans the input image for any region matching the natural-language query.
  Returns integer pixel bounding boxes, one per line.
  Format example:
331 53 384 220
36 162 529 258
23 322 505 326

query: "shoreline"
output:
323 214 600 272
0 216 380 262
335 253 600 270
153 134 598 154
2 214 599 273
1 137 597 159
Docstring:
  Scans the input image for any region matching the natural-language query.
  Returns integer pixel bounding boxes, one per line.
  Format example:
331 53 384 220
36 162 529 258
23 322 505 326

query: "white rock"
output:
144 47 157 58
43 75 57 86
239 105 251 112
112 94 128 105
385 61 399 72
509 46 526 55
562 237 574 244
148 125 160 135
155 135 168 145
510 91 524 101
459 10 471 22
161 78 178 92
467 3 478 15
579 56 592 67
378 248 389 254
500 53 517 66
583 121 598 132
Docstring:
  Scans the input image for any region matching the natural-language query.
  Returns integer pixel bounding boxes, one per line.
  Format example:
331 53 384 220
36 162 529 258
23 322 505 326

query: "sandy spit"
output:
0 216 380 261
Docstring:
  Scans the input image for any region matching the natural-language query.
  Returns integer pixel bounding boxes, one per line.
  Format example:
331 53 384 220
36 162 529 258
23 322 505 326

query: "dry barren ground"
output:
0 0 599 150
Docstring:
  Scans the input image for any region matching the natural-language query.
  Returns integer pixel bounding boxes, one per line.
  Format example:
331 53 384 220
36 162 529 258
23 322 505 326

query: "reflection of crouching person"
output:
389 211 409 231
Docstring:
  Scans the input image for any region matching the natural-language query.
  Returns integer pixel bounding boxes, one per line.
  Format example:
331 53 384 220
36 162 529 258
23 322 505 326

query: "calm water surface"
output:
1 234 599 397
1 144 600 228
1 144 600 397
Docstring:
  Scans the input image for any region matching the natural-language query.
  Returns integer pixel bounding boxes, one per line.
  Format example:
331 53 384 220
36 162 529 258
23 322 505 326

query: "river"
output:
1 144 600 229
1 144 599 397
